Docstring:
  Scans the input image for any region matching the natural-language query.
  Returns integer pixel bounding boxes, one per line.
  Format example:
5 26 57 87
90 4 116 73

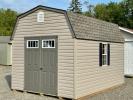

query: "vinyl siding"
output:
0 44 12 65
74 39 124 99
12 9 74 98
121 30 133 42
121 30 133 75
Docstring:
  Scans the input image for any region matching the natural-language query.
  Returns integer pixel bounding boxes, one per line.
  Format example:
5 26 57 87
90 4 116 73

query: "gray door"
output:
24 36 57 95
40 36 57 95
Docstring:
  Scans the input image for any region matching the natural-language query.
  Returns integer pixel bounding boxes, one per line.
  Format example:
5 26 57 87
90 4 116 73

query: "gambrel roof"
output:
11 5 124 43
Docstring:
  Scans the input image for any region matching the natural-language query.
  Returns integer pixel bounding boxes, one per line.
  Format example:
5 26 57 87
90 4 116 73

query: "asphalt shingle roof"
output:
67 12 124 43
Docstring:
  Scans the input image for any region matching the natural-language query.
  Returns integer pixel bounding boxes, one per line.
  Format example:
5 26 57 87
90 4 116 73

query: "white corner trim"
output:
119 27 133 34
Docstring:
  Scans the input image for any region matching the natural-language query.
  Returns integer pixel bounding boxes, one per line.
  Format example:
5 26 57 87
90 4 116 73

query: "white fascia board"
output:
119 27 133 34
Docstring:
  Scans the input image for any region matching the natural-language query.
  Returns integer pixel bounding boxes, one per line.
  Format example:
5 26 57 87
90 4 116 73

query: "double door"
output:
24 36 57 95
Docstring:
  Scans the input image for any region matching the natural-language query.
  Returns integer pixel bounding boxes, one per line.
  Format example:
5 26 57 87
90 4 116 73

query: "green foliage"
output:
120 0 133 28
68 0 82 13
94 4 108 20
83 0 133 29
83 0 94 17
0 9 17 36
94 2 126 26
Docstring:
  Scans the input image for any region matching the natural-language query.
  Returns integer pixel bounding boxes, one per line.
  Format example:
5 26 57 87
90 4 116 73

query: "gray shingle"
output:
67 12 124 43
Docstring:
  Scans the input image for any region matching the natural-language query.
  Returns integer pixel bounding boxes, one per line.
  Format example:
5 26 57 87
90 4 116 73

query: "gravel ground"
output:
0 65 133 100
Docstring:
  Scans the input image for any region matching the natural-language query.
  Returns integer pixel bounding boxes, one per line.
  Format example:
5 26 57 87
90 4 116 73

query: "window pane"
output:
42 39 55 48
104 55 107 65
33 41 35 47
102 55 107 65
35 41 38 47
49 41 51 47
102 55 104 65
43 41 45 47
47 41 50 47
46 41 49 47
27 40 39 48
102 44 104 54
102 44 108 54
31 41 32 47
28 41 30 47
52 40 54 47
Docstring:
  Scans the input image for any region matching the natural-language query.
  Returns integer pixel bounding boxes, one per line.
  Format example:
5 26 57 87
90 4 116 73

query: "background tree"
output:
94 2 125 26
93 4 108 20
120 0 133 28
83 0 133 29
83 0 94 17
68 0 82 13
0 9 18 36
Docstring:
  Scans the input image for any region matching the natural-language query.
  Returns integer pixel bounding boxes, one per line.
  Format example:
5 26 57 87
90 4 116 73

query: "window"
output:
99 43 110 66
37 12 44 22
102 44 107 65
27 40 39 48
42 39 55 48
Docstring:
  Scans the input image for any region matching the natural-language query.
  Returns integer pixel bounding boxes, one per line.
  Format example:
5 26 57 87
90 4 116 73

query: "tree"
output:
105 2 125 25
68 0 82 13
84 0 133 29
120 0 133 28
93 4 108 20
0 9 18 36
83 0 94 17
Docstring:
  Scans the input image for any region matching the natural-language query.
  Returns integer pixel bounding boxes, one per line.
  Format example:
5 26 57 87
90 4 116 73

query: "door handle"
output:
40 68 43 70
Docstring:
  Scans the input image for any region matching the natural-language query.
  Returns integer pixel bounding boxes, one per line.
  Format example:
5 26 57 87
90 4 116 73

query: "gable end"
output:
10 5 76 40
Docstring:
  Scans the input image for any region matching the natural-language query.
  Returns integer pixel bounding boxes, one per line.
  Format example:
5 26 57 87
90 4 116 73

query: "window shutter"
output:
99 43 102 66
107 44 110 65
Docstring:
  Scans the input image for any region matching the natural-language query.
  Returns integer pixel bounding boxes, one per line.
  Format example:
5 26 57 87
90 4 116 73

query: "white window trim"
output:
37 11 44 22
102 43 108 66
27 40 39 48
42 39 55 48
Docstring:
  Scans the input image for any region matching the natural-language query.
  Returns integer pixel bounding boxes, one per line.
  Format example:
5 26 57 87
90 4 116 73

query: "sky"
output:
0 0 122 13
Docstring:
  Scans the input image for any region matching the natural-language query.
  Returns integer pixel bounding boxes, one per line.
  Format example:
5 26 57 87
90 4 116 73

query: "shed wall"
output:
12 9 74 98
74 39 124 99
121 30 133 75
0 43 12 65
121 30 133 42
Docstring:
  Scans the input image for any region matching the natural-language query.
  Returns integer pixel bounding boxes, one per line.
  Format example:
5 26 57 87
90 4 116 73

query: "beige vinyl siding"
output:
74 39 124 99
12 9 74 98
0 44 12 65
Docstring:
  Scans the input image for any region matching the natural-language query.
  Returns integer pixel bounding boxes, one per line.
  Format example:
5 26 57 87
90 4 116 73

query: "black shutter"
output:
99 43 102 66
107 44 110 65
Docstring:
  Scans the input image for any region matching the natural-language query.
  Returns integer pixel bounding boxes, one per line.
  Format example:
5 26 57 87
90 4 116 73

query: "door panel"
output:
124 42 133 74
40 36 57 95
25 37 41 92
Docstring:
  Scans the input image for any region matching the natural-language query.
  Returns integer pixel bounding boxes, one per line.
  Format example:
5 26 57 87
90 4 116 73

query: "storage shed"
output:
119 27 133 76
0 36 12 65
11 5 124 99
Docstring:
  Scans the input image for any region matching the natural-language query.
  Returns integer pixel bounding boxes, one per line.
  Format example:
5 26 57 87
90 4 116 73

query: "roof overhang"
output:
119 27 133 35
